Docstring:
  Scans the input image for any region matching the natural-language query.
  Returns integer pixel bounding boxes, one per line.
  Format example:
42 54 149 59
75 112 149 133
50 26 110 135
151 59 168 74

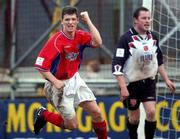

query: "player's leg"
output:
72 72 107 139
142 78 157 139
124 98 140 139
125 81 142 139
34 80 78 135
143 101 156 139
34 107 77 128
38 107 78 129
128 109 140 139
79 100 107 139
34 81 65 134
43 80 78 129
74 73 107 139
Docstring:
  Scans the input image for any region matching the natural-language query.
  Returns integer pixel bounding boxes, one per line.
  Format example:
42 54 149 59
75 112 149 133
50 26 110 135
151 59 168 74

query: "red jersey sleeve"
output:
79 30 95 48
34 32 63 71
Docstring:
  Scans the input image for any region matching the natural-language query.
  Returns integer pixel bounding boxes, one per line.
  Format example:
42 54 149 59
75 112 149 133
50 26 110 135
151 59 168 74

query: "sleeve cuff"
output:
112 71 124 76
34 66 49 72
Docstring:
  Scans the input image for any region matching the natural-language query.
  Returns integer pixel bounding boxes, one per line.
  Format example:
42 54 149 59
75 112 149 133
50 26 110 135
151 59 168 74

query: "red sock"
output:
42 110 64 128
92 120 107 139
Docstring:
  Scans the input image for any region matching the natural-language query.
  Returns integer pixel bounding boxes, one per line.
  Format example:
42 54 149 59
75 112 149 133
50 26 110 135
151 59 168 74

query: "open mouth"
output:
144 25 150 28
68 26 74 29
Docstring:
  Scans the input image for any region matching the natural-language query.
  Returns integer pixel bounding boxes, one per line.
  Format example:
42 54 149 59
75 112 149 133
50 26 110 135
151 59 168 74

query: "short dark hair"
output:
133 7 149 19
61 6 78 19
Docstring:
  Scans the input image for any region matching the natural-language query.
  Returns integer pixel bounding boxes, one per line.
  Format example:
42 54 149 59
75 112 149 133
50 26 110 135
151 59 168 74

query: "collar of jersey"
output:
130 27 151 35
60 30 75 40
130 27 151 40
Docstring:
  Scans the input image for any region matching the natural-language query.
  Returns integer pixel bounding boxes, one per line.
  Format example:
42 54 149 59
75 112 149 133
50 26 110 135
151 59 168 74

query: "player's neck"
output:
62 30 75 39
134 26 147 35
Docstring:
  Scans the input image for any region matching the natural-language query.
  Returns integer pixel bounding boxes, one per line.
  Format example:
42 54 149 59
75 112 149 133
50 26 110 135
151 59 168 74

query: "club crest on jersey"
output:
66 52 79 61
144 46 149 51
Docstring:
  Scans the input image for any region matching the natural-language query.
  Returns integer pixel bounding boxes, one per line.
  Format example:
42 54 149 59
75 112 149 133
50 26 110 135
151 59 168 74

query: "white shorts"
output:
44 72 96 120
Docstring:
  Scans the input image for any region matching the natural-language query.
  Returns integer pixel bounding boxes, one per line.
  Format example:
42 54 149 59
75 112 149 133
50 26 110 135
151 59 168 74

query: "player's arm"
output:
80 11 102 47
39 71 65 91
115 75 129 101
158 64 176 93
35 33 65 91
112 36 130 100
155 36 176 93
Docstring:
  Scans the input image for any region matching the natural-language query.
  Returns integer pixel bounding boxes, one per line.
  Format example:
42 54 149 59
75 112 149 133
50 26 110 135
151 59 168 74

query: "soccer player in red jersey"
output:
34 6 107 139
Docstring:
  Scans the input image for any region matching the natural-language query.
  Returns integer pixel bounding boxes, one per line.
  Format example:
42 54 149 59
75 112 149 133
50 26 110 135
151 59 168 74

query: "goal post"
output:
142 0 153 12
152 0 180 138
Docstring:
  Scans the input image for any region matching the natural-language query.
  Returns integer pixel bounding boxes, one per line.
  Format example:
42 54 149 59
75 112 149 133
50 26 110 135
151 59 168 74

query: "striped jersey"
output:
112 27 163 83
35 30 94 80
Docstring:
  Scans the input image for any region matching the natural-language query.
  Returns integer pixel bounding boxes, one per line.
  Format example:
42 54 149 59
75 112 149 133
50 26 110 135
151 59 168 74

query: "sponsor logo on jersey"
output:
35 57 44 66
65 52 79 61
140 53 153 62
147 96 155 99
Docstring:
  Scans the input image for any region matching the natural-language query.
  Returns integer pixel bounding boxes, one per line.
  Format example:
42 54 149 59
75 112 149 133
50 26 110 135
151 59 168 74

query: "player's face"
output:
134 11 151 34
62 14 79 35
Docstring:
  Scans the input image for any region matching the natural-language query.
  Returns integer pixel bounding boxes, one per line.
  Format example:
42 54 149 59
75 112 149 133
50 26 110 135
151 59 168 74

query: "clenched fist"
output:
80 11 90 22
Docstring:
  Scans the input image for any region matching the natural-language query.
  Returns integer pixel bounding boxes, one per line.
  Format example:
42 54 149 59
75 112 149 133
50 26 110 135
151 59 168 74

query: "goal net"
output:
152 0 180 138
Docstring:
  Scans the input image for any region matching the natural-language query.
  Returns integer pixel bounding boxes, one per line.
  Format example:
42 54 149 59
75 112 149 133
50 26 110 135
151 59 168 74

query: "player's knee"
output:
68 123 78 130
64 118 78 130
146 108 156 121
129 117 139 124
129 112 140 124
91 109 103 122
65 122 78 130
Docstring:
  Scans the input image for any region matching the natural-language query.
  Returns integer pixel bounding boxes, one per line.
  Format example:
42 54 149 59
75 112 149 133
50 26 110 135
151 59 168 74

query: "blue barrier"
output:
0 95 179 139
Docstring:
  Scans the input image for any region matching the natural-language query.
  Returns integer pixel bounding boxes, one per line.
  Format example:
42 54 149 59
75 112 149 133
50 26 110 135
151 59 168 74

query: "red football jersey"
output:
35 30 94 80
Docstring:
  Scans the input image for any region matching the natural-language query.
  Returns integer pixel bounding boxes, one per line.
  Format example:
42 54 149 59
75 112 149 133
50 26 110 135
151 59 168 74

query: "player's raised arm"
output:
80 11 102 47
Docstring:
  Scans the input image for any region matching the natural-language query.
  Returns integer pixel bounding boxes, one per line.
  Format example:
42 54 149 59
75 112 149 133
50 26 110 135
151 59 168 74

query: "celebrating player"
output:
112 7 176 139
34 6 107 139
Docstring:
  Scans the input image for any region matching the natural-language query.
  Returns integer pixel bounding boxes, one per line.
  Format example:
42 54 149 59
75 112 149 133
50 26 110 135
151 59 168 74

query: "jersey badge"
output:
144 46 149 51
116 48 124 57
35 57 44 66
